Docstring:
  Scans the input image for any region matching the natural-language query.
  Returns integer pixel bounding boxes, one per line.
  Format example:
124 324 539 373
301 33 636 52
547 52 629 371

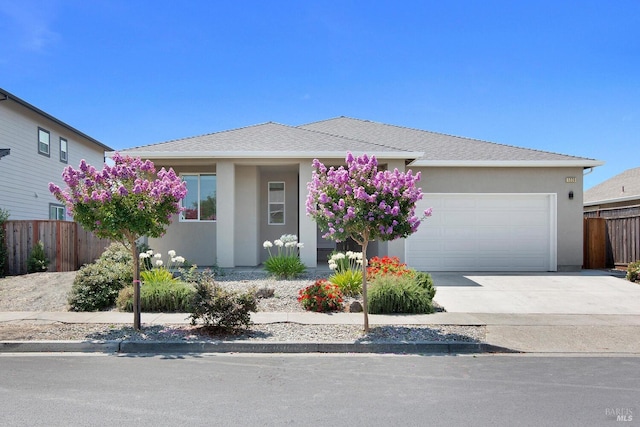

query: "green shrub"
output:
626 260 640 282
263 234 306 279
27 241 49 273
116 281 194 312
68 243 133 311
69 261 132 311
264 255 306 279
414 271 436 300
140 268 175 285
97 242 133 264
298 279 344 312
368 275 433 314
328 269 363 297
0 207 8 277
189 278 257 330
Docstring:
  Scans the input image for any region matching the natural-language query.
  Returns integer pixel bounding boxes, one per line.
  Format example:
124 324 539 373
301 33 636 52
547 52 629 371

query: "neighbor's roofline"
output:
584 194 640 207
409 159 605 168
106 150 424 160
0 87 113 151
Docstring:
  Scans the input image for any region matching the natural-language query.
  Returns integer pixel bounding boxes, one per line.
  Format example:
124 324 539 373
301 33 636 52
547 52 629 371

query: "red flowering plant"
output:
298 279 344 312
367 256 416 281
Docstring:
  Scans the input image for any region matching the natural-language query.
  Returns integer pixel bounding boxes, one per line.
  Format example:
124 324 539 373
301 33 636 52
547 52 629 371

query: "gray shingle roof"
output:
584 167 640 205
118 116 600 167
120 122 411 157
300 117 594 162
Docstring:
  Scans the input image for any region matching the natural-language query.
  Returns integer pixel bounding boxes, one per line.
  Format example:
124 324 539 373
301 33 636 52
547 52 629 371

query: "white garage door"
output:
406 193 557 272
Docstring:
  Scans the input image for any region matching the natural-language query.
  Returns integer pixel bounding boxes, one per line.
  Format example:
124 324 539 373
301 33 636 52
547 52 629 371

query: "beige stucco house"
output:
0 88 112 220
113 117 603 272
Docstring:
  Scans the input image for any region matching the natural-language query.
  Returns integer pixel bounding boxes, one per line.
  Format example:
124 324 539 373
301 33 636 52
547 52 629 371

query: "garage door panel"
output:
406 194 556 272
439 198 477 209
443 212 476 225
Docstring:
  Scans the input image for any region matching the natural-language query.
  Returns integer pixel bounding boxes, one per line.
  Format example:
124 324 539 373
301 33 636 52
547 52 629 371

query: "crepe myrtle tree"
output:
49 153 187 329
306 152 431 332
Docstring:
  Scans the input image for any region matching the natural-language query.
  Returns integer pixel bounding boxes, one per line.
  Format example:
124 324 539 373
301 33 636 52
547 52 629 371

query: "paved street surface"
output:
0 353 638 426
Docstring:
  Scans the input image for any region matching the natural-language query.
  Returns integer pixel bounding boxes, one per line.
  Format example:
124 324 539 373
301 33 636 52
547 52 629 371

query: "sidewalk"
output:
2 310 640 354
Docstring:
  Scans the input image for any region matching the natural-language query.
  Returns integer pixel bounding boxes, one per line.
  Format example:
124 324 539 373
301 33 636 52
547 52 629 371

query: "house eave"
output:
409 159 605 168
107 150 424 160
584 194 640 207
0 88 113 152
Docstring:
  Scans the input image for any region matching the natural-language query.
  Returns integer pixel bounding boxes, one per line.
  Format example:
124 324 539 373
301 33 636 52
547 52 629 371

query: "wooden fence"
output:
584 206 640 268
2 220 111 275
583 218 607 269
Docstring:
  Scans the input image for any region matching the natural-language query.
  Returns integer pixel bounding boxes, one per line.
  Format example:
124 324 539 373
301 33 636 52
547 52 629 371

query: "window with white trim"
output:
59 137 68 163
49 203 65 220
181 174 216 221
268 181 285 225
38 128 50 156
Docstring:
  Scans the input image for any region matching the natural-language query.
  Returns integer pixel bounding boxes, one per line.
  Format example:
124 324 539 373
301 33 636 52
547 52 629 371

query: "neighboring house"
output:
583 167 640 267
113 117 603 272
584 167 640 214
0 88 112 220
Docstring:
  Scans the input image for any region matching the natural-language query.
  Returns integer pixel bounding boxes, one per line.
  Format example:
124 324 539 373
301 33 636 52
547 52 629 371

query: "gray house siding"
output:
0 98 107 220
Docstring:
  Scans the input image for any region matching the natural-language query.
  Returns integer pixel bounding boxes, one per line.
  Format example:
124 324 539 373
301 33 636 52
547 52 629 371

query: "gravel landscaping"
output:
0 270 486 343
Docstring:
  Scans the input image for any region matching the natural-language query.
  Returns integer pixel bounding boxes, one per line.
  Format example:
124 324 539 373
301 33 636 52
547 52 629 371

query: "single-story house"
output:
112 117 603 272
584 167 640 214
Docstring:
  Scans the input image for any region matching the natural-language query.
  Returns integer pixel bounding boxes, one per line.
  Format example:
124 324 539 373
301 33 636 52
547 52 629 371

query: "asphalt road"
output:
0 353 638 426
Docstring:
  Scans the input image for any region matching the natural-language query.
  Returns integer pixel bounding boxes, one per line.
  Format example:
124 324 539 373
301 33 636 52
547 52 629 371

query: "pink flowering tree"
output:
49 153 187 329
306 152 431 331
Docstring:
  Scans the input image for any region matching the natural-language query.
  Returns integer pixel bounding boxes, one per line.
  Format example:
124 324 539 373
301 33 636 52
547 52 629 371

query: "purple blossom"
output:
306 151 431 243
48 152 187 241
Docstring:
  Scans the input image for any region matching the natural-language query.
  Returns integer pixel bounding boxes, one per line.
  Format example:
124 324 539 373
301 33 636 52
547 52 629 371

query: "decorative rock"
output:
255 287 275 299
349 301 363 312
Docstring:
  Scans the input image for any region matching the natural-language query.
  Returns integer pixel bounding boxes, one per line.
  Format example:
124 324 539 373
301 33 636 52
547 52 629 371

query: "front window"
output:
49 203 65 220
59 138 68 163
181 174 216 221
268 181 285 225
38 128 50 156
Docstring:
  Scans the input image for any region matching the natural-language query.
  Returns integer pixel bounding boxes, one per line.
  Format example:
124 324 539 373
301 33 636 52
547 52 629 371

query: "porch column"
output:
299 161 317 268
386 159 407 262
387 239 406 263
216 160 235 268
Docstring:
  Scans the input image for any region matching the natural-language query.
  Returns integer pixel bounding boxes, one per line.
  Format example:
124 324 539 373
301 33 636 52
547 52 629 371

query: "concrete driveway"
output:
432 270 640 314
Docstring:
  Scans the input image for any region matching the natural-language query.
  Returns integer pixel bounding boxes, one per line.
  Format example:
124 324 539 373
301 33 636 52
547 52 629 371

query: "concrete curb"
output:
0 340 518 355
0 340 121 353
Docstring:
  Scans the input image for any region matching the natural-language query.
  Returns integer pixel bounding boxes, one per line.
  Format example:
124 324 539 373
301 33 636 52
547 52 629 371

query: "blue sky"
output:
1 0 638 189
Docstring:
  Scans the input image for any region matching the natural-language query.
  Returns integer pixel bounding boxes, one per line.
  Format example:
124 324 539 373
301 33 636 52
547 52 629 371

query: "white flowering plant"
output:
138 249 186 284
262 234 306 279
328 251 363 296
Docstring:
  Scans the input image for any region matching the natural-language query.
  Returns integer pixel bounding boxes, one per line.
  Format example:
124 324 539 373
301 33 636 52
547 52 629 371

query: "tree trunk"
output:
361 239 369 332
129 237 141 330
